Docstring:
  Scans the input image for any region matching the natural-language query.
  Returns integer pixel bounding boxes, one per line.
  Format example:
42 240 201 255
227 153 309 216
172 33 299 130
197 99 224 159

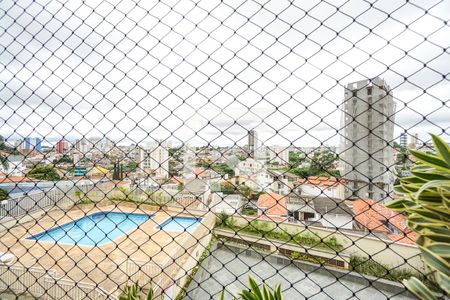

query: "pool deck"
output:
0 202 213 296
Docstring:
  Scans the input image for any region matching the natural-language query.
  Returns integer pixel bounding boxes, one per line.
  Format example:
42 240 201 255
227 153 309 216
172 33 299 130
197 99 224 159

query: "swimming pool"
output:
27 212 151 246
158 216 202 233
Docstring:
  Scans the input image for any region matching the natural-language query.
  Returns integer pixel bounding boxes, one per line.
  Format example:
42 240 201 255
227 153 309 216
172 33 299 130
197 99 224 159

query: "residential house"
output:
256 193 288 221
349 199 418 245
286 195 354 229
210 193 243 215
0 155 26 177
296 176 346 199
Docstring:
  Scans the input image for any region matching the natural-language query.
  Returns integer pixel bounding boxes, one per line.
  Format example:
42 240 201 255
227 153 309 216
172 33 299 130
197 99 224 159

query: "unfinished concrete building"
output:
339 77 396 202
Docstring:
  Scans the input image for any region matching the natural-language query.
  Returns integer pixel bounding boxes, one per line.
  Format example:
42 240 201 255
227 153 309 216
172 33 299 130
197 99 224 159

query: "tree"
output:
290 166 309 178
289 151 305 168
220 182 237 194
53 154 73 164
309 149 338 176
27 165 61 181
0 154 8 170
213 163 235 177
386 134 450 300
238 184 253 200
112 161 124 180
196 159 211 168
0 188 9 200
123 161 138 173
396 147 410 165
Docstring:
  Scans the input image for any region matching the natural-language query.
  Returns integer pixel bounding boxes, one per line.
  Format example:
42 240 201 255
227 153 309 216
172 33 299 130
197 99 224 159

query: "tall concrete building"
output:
140 141 170 178
248 130 258 158
55 139 69 154
399 132 407 148
409 133 419 149
16 137 42 153
339 77 396 202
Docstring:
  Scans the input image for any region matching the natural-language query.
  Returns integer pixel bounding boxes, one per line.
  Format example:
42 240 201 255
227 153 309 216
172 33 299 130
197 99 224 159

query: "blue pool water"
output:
27 212 151 246
158 216 202 233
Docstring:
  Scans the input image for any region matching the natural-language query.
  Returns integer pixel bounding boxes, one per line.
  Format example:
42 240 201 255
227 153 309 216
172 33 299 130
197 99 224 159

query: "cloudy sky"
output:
1 0 449 147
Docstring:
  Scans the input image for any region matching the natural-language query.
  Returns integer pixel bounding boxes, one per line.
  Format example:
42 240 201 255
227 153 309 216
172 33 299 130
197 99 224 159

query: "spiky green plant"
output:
220 276 282 300
386 134 450 299
119 282 154 300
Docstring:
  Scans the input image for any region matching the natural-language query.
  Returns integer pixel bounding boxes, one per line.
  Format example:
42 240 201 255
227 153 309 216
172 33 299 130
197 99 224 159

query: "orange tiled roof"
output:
193 168 208 178
297 176 346 187
0 176 33 184
170 176 184 184
350 199 418 245
256 192 288 216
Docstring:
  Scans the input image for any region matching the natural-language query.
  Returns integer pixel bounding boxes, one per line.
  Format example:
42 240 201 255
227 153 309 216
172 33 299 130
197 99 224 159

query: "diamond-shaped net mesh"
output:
0 0 449 299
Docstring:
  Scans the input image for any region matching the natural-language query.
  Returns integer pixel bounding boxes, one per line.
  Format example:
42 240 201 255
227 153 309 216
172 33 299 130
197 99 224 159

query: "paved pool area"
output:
0 202 212 296
185 244 413 300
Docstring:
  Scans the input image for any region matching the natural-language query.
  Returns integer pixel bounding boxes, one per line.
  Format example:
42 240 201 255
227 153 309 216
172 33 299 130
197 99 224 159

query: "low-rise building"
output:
349 199 418 245
256 193 289 220
296 176 346 199
210 193 243 214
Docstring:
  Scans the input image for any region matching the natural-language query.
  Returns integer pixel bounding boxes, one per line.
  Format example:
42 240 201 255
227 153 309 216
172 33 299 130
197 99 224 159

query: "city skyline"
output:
1 0 448 147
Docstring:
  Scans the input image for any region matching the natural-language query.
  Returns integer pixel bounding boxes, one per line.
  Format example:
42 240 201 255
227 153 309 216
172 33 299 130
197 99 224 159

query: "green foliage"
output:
27 165 61 181
238 184 253 199
112 161 124 180
240 276 282 300
289 151 305 168
119 282 154 300
350 255 419 283
0 154 9 170
289 166 309 178
219 276 282 300
196 159 211 168
216 212 236 227
241 207 257 216
80 198 93 205
123 161 138 173
386 134 450 299
309 149 339 176
112 186 139 202
0 188 9 200
144 191 166 207
214 163 235 177
290 251 326 265
168 146 183 159
233 220 343 252
221 182 237 194
53 154 73 164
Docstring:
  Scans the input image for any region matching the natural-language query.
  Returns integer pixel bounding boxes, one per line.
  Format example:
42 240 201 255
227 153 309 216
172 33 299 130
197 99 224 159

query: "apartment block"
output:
339 77 396 201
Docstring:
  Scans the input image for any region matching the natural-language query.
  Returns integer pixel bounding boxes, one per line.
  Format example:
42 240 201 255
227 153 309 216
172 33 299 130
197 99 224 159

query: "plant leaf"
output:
410 149 448 170
411 171 450 181
419 246 450 277
427 243 450 258
403 277 437 300
248 276 263 300
435 273 450 295
431 134 450 167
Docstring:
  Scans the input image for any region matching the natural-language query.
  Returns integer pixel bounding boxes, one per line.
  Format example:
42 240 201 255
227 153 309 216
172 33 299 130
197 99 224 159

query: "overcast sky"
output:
1 0 449 147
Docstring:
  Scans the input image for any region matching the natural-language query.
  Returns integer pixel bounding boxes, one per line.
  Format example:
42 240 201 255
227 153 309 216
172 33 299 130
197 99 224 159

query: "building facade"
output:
339 77 396 202
55 139 68 154
247 130 258 158
140 141 170 178
16 137 42 153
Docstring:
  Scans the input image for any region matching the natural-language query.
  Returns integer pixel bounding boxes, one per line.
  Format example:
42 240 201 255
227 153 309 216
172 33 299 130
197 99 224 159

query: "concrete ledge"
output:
215 228 350 269
217 241 414 297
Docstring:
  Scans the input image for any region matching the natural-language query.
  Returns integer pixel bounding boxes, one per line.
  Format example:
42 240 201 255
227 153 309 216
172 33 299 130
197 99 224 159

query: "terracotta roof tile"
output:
350 199 418 245
297 176 346 188
256 192 288 217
